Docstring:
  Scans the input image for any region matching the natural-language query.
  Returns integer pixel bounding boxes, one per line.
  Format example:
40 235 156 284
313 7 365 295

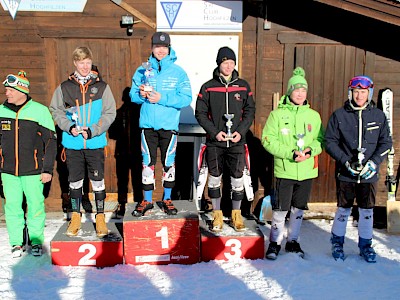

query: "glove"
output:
360 160 377 179
345 161 361 176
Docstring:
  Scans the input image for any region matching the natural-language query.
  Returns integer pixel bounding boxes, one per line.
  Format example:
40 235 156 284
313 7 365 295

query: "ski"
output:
379 88 396 202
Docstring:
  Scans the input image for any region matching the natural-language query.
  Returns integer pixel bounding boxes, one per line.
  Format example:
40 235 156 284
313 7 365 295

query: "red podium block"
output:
51 221 123 267
200 213 265 261
123 200 200 265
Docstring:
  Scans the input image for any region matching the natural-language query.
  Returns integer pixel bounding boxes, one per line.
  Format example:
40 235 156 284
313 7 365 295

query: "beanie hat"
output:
216 46 236 65
286 67 308 95
151 32 171 46
3 70 30 95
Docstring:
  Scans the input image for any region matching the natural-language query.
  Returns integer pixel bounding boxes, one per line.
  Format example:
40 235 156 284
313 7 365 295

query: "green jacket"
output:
262 95 324 181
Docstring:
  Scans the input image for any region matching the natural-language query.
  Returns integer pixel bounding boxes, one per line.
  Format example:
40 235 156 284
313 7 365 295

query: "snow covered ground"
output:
1 212 400 300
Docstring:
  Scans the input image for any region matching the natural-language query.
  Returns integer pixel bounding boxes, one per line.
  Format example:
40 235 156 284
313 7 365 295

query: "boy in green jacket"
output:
262 67 324 260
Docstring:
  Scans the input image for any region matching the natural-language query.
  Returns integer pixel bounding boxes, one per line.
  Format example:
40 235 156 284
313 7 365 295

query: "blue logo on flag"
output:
161 2 182 29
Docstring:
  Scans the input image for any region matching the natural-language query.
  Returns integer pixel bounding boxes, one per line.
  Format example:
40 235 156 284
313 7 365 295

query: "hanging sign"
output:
1 0 87 19
157 0 242 32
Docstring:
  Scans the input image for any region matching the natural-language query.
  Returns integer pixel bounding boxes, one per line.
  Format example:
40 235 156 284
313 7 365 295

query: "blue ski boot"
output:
358 237 376 263
331 233 345 261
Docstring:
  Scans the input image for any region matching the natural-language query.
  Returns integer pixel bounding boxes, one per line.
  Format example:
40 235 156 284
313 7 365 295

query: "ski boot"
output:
359 237 376 263
331 233 345 261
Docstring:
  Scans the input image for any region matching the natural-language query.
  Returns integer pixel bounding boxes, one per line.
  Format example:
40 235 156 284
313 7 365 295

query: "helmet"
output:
348 75 374 101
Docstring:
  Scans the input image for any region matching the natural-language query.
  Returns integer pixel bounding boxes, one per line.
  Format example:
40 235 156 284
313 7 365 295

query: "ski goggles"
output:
2 74 29 88
348 76 374 89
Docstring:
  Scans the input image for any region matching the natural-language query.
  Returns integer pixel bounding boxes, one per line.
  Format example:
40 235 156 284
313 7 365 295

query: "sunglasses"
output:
3 74 28 88
349 77 374 89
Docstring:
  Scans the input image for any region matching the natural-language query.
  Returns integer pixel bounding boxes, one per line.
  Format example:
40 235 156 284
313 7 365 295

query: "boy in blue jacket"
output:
130 32 192 216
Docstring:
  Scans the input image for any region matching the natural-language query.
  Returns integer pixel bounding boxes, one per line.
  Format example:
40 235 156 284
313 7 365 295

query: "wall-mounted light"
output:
120 15 134 36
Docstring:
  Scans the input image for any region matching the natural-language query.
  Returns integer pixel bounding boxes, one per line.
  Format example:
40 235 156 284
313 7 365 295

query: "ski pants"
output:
206 145 246 200
273 178 312 211
2 173 45 247
66 148 105 183
141 128 177 190
336 180 376 209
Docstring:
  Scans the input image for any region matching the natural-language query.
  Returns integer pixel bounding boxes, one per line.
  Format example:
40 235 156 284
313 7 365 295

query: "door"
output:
45 38 142 199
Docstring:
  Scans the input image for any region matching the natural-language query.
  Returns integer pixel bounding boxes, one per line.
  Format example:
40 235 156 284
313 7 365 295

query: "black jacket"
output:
195 68 255 148
325 100 392 183
0 98 57 176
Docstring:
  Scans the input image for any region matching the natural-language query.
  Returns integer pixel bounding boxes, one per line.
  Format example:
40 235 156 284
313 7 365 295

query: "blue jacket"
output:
50 73 116 150
325 100 392 183
129 48 192 131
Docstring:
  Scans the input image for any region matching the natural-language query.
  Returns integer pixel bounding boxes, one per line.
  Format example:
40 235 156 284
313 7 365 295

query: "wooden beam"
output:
110 0 156 29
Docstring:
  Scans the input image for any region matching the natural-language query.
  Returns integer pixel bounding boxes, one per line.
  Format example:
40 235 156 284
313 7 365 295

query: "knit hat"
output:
286 67 308 95
152 32 171 46
3 70 30 94
216 46 236 65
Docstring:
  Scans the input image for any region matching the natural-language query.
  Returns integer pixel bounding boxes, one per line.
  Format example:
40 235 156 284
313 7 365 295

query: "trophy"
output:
142 61 153 92
71 106 83 133
356 147 366 171
296 133 305 153
224 113 234 140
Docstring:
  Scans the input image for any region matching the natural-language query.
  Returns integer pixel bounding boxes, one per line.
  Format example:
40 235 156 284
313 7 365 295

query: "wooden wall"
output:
0 0 399 208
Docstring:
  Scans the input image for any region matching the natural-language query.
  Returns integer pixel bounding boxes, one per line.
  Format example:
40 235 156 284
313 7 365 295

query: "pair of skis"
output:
379 88 396 202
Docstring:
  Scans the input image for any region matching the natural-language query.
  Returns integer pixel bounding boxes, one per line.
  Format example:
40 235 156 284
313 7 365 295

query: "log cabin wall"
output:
0 0 399 209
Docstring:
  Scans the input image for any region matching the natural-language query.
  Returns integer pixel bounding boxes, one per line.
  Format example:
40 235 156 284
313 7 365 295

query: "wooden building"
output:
0 0 399 209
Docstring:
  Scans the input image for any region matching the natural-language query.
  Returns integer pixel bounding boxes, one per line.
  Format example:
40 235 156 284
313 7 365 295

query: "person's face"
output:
290 87 307 105
352 88 369 107
152 45 169 61
5 87 26 105
74 58 92 77
219 59 235 77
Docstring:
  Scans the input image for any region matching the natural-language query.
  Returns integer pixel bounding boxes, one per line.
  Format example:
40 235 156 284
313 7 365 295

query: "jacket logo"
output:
307 124 312 132
91 87 98 94
234 93 241 101
2 124 11 131
1 120 11 131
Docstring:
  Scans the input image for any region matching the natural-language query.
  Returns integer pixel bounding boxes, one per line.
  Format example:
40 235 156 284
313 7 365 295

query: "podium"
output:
123 200 200 265
200 213 265 261
51 221 123 267
50 200 264 266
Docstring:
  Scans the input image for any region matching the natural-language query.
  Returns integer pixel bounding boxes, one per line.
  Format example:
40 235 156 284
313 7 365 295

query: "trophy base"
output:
76 127 84 134
143 86 153 92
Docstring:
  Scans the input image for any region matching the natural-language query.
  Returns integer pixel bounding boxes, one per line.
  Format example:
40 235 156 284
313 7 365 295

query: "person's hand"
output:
81 127 92 140
231 131 241 143
139 84 150 98
70 126 80 137
360 160 377 179
41 173 52 183
147 90 161 103
294 147 311 162
216 131 227 141
345 161 361 176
